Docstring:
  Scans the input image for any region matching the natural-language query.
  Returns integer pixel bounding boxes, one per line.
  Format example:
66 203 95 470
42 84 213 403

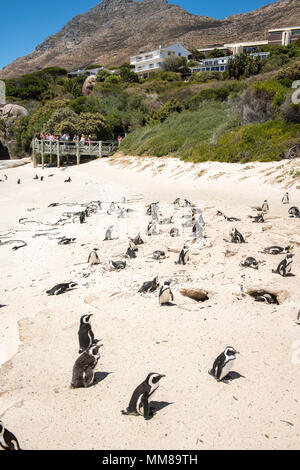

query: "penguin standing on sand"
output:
209 346 239 382
79 211 85 224
78 314 94 353
159 281 174 305
272 253 294 277
88 248 100 265
282 192 289 204
104 225 113 241
230 228 245 243
0 421 21 450
121 373 165 420
176 245 189 265
17 179 21 184
261 200 269 213
71 344 101 388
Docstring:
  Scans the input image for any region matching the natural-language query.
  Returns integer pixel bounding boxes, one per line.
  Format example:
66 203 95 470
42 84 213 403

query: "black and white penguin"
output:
46 282 77 295
88 248 100 265
78 314 94 353
125 247 137 258
132 233 144 245
224 215 241 222
282 192 289 204
146 222 158 236
173 198 180 210
17 179 21 184
248 213 264 223
272 253 294 277
104 225 113 241
159 281 174 305
252 292 279 305
40 176 44 181
121 373 165 420
4 174 7 180
288 206 300 218
261 200 269 213
128 238 138 252
58 237 76 245
33 174 39 180
230 228 245 243
240 256 259 269
71 344 101 388
170 227 180 237
64 177 71 183
152 250 166 260
109 260 126 270
160 216 173 225
209 346 239 382
79 211 86 224
176 245 189 265
138 276 159 293
0 420 22 450
263 245 292 255
184 199 192 207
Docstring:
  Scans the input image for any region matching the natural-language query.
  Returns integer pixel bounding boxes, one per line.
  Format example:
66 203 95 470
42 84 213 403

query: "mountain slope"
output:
1 0 300 78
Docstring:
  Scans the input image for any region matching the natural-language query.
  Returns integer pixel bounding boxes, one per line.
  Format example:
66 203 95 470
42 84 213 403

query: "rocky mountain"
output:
1 0 300 78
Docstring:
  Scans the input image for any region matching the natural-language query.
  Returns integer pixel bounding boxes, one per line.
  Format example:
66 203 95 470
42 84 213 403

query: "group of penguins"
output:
0 188 298 450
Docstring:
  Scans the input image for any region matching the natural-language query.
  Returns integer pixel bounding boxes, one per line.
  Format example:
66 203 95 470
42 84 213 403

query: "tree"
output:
77 112 112 140
207 48 226 59
188 49 205 61
162 56 187 73
119 68 139 83
227 54 262 80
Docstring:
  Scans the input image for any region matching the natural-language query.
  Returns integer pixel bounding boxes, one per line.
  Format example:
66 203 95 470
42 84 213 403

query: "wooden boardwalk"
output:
32 139 118 168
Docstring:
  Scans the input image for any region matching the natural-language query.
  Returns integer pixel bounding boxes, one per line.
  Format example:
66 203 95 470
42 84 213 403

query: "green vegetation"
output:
5 41 300 162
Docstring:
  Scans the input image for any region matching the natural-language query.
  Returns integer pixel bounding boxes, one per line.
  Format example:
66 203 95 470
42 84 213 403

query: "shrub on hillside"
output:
189 71 221 83
162 56 187 73
184 88 230 110
274 62 300 87
282 103 300 123
148 98 183 123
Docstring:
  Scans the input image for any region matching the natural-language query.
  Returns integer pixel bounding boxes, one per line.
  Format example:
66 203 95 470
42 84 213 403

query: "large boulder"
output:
0 104 29 159
82 75 97 95
1 104 29 124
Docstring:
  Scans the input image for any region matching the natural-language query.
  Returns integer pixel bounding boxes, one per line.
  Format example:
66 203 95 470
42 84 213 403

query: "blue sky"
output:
0 0 277 70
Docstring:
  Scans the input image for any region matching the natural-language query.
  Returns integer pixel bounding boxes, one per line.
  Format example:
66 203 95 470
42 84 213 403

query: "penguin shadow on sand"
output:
148 400 174 418
93 371 112 385
219 371 245 384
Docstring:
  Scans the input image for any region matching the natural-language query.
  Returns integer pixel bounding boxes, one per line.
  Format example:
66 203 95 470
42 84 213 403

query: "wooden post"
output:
57 141 60 168
76 142 80 165
99 141 102 158
32 139 37 168
41 140 44 169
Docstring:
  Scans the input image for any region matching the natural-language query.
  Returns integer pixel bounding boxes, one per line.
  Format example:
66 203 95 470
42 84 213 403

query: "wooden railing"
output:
32 139 118 168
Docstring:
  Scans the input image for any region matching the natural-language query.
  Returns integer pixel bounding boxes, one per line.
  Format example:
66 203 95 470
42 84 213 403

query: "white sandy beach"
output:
0 154 299 450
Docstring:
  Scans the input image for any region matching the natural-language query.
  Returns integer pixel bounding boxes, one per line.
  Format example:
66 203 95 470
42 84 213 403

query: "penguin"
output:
4 174 7 180
138 276 159 293
17 179 21 184
170 227 180 237
40 176 44 181
71 344 101 388
33 174 39 180
64 177 71 183
58 237 76 245
224 215 241 222
282 192 289 204
46 282 77 295
252 292 279 305
261 200 269 213
109 260 126 270
240 257 259 269
184 199 192 207
129 238 138 252
78 314 94 353
48 202 59 207
176 245 189 265
173 198 180 210
125 247 137 258
146 222 158 236
209 346 239 382
121 373 165 420
248 213 264 223
160 216 173 224
104 225 113 241
132 233 144 245
288 206 300 218
152 250 166 260
0 421 22 450
159 281 174 305
272 253 294 277
146 202 159 216
88 248 100 265
79 211 85 224
263 245 292 255
230 228 245 243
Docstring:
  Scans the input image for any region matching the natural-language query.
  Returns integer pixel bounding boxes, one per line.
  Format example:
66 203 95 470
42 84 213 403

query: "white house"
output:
130 44 191 77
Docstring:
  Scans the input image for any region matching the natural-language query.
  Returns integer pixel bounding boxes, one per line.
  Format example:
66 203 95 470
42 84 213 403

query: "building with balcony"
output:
130 44 191 77
268 26 300 46
190 52 270 74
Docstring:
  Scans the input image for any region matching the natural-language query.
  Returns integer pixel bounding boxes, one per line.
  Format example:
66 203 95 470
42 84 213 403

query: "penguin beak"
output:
159 374 166 378
235 351 240 354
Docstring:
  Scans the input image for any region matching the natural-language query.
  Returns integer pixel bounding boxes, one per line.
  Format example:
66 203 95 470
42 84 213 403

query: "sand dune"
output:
0 156 299 450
